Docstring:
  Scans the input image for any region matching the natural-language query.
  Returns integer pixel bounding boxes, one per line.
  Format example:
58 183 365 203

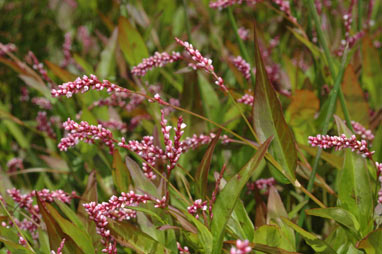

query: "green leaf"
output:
44 203 96 254
357 228 382 254
0 236 34 254
230 200 255 241
252 26 297 183
195 129 221 198
306 207 360 233
211 137 272 254
44 60 76 82
125 156 158 196
267 186 296 250
19 74 50 97
36 194 72 252
112 150 132 193
253 225 296 253
299 144 343 169
335 115 374 236
73 54 94 74
2 119 29 149
281 217 337 254
197 72 221 125
118 16 149 66
96 28 118 79
109 220 168 254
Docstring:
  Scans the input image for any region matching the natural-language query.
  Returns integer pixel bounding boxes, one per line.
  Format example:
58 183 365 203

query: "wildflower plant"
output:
0 1 381 254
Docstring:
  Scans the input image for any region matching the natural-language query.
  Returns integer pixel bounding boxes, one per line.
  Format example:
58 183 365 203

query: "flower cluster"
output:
2 188 75 239
6 158 24 173
238 27 250 41
51 74 129 98
99 120 128 133
131 51 182 76
118 136 165 179
209 0 260 9
58 118 115 153
351 121 374 142
36 111 56 139
61 32 72 68
247 177 275 194
177 242 190 254
230 239 252 254
377 162 382 204
161 110 186 174
83 191 153 254
26 51 55 87
0 42 17 56
308 134 374 159
51 238 66 254
230 56 251 80
187 199 208 219
20 86 30 101
237 92 254 106
175 38 227 91
32 97 52 110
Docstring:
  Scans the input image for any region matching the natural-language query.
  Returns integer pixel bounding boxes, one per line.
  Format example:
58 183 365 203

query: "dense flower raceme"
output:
61 32 73 68
175 37 227 91
209 0 296 22
351 121 375 142
83 191 157 254
230 239 252 254
0 42 17 56
6 158 24 173
51 238 66 254
247 177 276 194
308 133 382 204
238 27 250 40
230 56 251 80
58 118 115 153
51 74 129 98
36 111 56 139
177 242 191 254
308 134 374 159
59 114 229 179
187 199 208 219
32 97 52 110
1 189 76 239
237 92 254 106
26 51 55 87
131 51 182 76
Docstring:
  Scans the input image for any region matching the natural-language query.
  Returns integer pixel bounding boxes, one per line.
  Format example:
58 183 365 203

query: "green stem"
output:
182 0 192 43
227 7 256 86
296 46 349 246
306 0 354 132
357 0 362 31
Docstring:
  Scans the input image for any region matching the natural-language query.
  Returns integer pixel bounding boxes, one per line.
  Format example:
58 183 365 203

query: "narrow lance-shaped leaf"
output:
334 115 374 236
96 28 118 79
211 137 272 254
195 129 221 198
112 150 132 193
252 24 297 183
281 217 337 254
118 16 149 66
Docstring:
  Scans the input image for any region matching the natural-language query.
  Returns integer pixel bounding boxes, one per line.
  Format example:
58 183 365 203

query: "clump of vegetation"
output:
0 0 381 253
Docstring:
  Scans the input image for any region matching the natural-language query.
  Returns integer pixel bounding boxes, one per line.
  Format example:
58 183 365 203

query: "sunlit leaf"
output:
211 137 272 254
252 26 297 183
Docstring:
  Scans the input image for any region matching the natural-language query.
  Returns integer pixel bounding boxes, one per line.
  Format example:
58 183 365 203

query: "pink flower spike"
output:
308 134 375 159
237 92 254 106
230 239 252 254
36 111 56 139
177 242 190 254
187 199 208 219
131 51 182 76
83 191 153 254
230 56 251 80
58 118 115 153
209 0 260 10
175 37 228 91
51 238 66 254
351 121 374 142
238 27 250 41
51 75 130 98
